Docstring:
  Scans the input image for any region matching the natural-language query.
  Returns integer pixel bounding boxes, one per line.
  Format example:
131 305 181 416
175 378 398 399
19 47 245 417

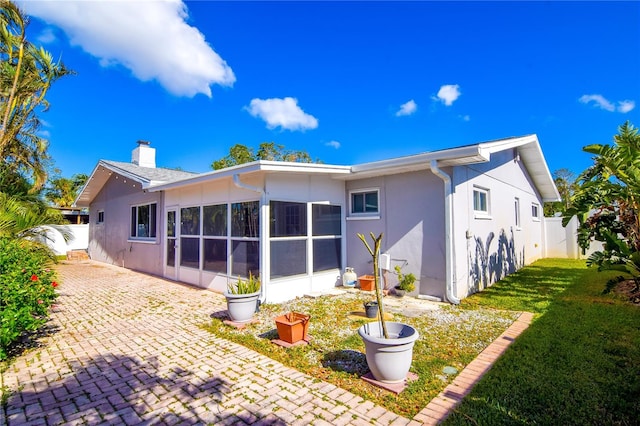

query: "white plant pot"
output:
358 321 419 383
224 290 260 323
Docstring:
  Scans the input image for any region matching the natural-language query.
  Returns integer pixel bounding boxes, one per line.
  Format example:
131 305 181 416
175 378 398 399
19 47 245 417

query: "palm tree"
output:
45 173 88 207
0 1 71 191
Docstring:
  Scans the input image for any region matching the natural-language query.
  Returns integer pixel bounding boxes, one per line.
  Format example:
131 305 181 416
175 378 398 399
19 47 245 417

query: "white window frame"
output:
348 188 380 219
130 202 157 241
531 202 540 221
514 197 521 229
473 186 491 219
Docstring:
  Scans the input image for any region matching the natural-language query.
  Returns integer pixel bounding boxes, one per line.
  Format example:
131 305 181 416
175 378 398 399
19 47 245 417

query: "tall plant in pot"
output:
357 233 419 384
224 273 261 323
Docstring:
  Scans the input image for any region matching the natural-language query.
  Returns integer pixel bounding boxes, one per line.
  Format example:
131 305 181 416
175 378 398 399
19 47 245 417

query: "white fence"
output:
544 216 603 259
39 224 89 256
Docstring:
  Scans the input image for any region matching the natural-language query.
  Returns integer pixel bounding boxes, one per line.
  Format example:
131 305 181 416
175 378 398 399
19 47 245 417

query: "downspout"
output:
430 160 461 304
232 174 267 304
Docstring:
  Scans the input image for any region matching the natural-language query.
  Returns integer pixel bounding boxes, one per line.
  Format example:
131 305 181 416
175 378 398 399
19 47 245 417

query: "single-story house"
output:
75 136 560 304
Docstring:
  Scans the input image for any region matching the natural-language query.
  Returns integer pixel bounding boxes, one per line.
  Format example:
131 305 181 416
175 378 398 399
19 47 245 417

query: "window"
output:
514 198 521 228
232 201 259 238
203 204 227 273
312 204 341 272
180 206 200 235
532 203 540 221
203 204 227 236
351 190 379 214
270 201 306 237
473 187 489 215
180 207 200 269
97 210 104 224
269 201 342 279
130 203 157 239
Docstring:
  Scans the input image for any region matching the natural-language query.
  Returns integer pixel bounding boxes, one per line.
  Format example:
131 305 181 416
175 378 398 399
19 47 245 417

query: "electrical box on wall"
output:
379 253 391 271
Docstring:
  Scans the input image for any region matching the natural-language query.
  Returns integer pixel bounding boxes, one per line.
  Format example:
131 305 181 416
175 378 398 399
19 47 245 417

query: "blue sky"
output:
18 1 640 180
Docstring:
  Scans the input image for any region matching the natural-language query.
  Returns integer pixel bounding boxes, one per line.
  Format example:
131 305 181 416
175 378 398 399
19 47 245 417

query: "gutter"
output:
232 174 268 304
429 160 461 304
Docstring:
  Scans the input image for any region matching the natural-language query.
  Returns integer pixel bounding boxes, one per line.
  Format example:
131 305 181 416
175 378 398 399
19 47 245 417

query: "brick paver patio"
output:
1 261 532 425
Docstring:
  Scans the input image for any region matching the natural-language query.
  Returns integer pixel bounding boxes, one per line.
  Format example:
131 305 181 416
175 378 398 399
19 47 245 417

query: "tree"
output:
211 142 317 170
544 168 577 216
45 173 88 207
0 1 71 191
566 121 640 290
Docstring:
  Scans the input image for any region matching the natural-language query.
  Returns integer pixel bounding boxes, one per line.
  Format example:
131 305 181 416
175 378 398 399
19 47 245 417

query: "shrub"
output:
0 238 58 360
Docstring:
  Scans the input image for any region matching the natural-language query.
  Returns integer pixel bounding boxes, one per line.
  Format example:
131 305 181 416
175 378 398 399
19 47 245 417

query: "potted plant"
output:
275 312 311 344
363 301 378 318
357 232 419 384
224 273 261 323
394 265 416 297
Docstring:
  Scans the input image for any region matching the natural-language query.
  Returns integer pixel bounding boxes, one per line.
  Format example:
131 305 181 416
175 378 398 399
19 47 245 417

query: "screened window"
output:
313 239 341 272
351 190 378 214
232 201 259 237
270 201 307 237
203 204 227 236
515 198 521 227
473 188 489 214
180 207 200 235
203 239 227 273
271 240 307 278
180 237 199 268
130 203 156 238
231 240 259 277
312 204 341 236
97 211 104 224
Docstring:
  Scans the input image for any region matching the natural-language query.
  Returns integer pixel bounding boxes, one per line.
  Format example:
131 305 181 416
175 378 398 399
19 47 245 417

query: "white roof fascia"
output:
342 144 491 180
148 161 352 192
74 161 151 207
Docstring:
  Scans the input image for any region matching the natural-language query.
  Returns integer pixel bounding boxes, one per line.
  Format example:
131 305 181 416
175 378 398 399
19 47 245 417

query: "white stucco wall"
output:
451 149 546 298
345 171 447 300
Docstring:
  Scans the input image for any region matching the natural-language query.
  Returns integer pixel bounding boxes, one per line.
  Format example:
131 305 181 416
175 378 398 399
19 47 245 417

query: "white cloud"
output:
246 97 318 131
19 0 235 98
460 115 470 122
36 27 57 44
325 140 341 149
395 99 417 117
433 84 461 106
617 100 636 113
579 94 615 112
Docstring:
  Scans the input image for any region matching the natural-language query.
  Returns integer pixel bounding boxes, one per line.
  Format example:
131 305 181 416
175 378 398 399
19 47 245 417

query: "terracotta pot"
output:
358 275 375 291
275 312 310 344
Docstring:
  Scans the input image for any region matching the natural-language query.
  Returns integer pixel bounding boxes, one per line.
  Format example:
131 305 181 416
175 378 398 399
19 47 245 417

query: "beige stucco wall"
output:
88 174 164 275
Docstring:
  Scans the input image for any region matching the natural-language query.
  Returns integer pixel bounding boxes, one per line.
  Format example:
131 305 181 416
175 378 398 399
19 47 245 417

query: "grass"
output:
204 258 640 421
204 282 520 418
444 258 640 425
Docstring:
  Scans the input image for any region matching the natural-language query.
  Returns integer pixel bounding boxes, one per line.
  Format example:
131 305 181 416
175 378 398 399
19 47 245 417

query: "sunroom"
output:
150 161 351 303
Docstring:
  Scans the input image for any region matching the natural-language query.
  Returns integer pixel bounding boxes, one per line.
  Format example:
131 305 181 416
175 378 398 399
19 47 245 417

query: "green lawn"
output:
204 258 640 422
444 258 640 425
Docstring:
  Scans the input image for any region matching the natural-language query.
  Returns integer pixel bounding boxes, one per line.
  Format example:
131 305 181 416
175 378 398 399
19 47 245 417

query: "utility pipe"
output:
429 160 461 304
232 174 267 304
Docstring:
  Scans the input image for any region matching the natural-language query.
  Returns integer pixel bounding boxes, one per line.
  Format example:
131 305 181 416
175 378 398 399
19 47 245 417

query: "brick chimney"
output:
131 140 156 168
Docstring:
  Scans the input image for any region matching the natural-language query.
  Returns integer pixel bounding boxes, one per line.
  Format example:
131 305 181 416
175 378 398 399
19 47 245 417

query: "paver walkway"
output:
1 261 533 425
2 261 422 425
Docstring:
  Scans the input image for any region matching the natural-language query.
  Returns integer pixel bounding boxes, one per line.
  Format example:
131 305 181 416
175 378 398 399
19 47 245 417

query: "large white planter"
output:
358 321 419 383
224 290 260 323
